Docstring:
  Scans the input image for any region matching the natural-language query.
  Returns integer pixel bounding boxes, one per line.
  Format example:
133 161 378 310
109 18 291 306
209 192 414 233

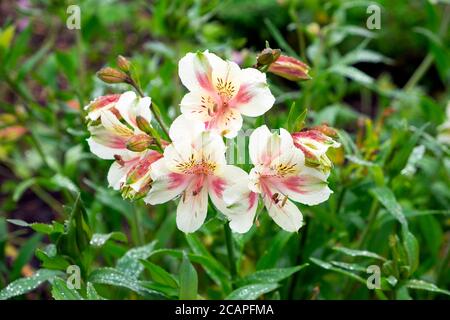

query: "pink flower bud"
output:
117 55 131 73
135 116 152 135
292 127 340 171
126 134 154 152
97 67 130 84
268 55 311 81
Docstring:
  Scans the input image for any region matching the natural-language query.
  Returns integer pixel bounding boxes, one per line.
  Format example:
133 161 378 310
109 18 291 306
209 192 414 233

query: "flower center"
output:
175 155 218 176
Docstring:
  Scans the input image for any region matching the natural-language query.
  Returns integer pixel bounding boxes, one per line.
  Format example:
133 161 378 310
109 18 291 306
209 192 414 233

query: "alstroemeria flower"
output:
107 149 163 200
229 125 332 232
178 51 275 138
145 115 257 233
437 102 450 145
292 126 341 172
268 55 311 81
86 91 162 199
86 91 153 159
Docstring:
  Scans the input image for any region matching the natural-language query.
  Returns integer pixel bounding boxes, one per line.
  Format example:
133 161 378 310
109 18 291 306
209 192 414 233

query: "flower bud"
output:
311 124 338 138
97 67 130 84
257 48 281 66
268 55 311 81
117 55 131 73
136 115 153 135
126 134 153 152
292 127 340 172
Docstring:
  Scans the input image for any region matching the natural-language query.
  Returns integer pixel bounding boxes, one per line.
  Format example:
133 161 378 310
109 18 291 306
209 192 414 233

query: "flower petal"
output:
249 126 294 166
232 68 275 117
263 195 303 232
273 167 332 206
145 158 191 205
198 131 227 169
249 125 272 165
106 153 140 189
218 166 258 233
176 181 209 233
211 59 242 101
169 114 205 144
180 90 216 123
100 110 134 137
116 91 153 132
206 108 243 139
178 51 215 92
85 94 120 121
87 136 129 159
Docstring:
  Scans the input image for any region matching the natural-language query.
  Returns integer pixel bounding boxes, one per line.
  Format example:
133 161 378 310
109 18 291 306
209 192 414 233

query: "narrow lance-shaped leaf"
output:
226 283 279 300
179 253 198 300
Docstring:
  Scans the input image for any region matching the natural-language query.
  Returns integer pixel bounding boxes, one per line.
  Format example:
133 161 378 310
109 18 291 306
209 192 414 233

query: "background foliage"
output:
0 0 449 300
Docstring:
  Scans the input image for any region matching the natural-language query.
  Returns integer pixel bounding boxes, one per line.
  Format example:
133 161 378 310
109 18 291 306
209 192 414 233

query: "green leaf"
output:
292 108 308 133
11 233 43 280
0 269 62 300
405 279 450 296
140 260 178 288
88 267 165 299
237 264 308 286
56 193 92 271
330 261 367 272
330 65 374 86
226 283 279 300
116 241 157 278
86 282 106 300
12 178 36 202
146 248 232 294
256 231 294 270
7 219 64 235
185 234 230 292
310 257 366 285
90 232 127 248
402 228 419 274
179 253 198 300
340 49 393 66
333 246 386 261
35 245 70 271
370 187 407 227
51 278 84 300
263 18 299 58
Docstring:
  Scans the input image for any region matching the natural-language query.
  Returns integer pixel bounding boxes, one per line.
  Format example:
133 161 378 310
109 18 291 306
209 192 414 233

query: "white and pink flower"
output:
86 91 162 199
292 126 340 172
225 125 332 232
178 51 275 138
145 115 257 233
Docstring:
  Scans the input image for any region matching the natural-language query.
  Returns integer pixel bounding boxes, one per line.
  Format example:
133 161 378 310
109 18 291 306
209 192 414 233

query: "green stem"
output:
403 4 450 90
130 80 170 139
224 223 237 288
403 54 433 91
357 199 380 249
30 185 64 216
131 205 145 245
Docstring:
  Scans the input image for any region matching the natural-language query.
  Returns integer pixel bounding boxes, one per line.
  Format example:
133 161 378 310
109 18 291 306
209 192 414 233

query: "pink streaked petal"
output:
248 191 257 211
126 150 163 184
209 176 226 198
178 51 215 93
168 172 189 190
231 68 275 117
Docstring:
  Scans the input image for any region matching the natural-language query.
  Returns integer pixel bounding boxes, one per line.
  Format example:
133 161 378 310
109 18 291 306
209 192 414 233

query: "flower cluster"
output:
85 50 340 233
